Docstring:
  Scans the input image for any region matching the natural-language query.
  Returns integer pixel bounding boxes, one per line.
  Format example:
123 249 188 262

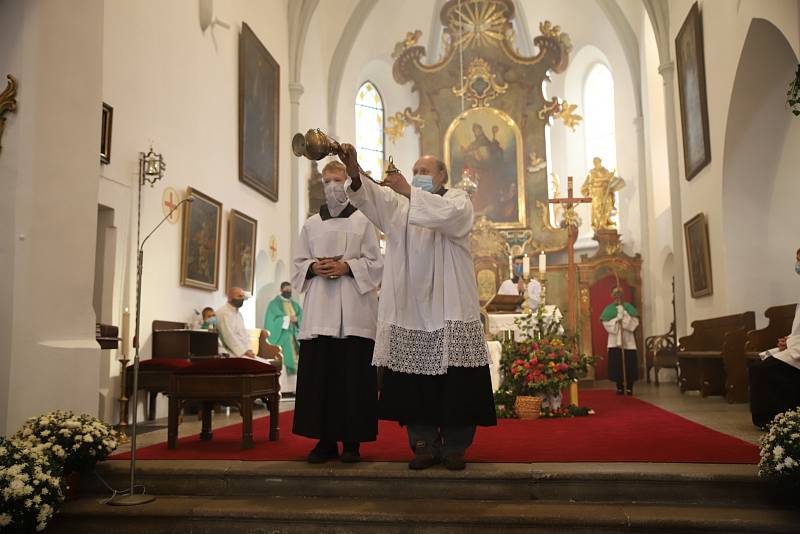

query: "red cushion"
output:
177 358 278 375
138 358 193 370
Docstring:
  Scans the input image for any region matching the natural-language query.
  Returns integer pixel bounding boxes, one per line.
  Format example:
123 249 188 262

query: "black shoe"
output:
307 441 339 464
409 440 440 470
626 388 634 396
443 452 466 471
341 442 361 463
616 387 624 395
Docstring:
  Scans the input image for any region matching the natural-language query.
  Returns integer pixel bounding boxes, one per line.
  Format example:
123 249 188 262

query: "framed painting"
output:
675 2 711 181
239 22 280 201
684 213 713 298
444 107 526 229
180 187 222 291
226 209 257 293
100 103 113 164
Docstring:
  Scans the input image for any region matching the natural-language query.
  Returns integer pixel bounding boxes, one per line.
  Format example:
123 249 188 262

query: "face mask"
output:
412 175 434 192
513 265 523 276
204 316 217 326
795 262 800 275
281 291 292 299
323 180 348 216
231 298 244 308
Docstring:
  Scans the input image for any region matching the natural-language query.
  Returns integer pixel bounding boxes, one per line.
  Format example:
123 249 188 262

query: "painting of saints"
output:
226 210 257 293
181 188 222 290
445 107 525 227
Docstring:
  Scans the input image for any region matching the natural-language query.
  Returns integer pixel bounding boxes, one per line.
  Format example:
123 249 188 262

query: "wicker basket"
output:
514 395 542 420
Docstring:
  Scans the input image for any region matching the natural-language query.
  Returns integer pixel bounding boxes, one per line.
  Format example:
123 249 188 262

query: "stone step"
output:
49 495 800 533
82 460 788 508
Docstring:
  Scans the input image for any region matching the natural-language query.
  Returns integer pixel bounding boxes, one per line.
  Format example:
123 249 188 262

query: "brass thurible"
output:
291 129 342 161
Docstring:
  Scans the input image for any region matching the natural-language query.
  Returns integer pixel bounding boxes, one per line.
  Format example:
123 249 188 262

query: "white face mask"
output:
323 180 348 216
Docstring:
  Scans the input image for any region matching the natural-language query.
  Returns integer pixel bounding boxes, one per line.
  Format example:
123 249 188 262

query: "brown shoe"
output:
443 452 466 471
409 440 440 470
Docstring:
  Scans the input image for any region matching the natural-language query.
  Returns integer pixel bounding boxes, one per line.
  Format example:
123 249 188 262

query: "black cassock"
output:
292 335 378 442
749 356 800 427
607 347 638 388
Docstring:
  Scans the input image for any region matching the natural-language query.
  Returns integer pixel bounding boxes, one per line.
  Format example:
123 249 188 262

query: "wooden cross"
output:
163 192 178 212
547 176 592 334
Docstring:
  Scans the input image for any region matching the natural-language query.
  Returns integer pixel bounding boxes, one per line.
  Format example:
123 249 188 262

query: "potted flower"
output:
0 437 64 533
13 411 119 499
758 408 800 494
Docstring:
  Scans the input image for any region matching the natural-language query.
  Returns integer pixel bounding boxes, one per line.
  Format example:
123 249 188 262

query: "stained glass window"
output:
355 82 384 181
583 63 619 226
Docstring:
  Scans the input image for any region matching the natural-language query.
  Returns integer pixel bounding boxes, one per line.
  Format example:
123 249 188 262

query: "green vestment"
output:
264 296 302 374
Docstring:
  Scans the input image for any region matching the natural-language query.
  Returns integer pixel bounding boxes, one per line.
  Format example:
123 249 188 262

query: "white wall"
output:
101 0 293 420
0 0 104 435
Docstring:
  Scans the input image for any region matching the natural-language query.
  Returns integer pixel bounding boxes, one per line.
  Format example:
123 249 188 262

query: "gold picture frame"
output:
684 212 713 298
100 102 113 165
180 187 223 291
444 107 526 229
226 209 257 294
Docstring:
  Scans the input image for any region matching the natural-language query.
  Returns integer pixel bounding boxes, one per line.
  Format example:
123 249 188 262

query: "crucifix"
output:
547 176 592 334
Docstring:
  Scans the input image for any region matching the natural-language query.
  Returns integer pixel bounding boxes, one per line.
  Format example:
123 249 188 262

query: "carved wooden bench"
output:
678 311 755 398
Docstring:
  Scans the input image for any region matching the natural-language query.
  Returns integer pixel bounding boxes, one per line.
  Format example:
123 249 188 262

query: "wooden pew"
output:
722 304 797 404
678 312 755 398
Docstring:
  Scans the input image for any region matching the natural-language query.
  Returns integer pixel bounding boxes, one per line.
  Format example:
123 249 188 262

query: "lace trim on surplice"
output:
372 319 489 375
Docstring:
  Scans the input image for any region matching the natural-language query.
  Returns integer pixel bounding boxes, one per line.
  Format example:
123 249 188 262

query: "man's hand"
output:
339 143 361 189
315 259 349 278
778 337 788 351
383 171 412 198
244 350 255 358
516 279 526 294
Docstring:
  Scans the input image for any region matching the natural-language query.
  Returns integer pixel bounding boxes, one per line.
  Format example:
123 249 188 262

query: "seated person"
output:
749 248 800 428
216 287 271 364
200 306 216 330
497 255 541 309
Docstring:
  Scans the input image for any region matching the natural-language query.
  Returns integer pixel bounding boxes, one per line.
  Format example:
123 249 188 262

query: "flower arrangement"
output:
0 437 63 533
758 408 800 488
494 305 597 418
13 411 120 475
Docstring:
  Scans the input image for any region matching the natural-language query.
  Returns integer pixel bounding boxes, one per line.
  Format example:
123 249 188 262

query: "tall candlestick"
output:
508 254 513 278
121 308 130 357
522 254 530 279
539 251 547 274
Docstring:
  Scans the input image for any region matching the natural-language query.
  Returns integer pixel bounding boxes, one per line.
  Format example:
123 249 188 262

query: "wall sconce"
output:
140 147 166 187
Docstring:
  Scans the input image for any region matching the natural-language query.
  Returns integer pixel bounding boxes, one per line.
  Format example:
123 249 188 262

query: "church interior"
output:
2 0 800 531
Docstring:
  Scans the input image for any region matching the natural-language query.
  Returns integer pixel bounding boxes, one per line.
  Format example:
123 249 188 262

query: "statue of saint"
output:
580 157 625 231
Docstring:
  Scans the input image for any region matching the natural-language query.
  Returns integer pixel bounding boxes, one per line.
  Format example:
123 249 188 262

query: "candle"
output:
121 308 130 357
539 251 547 274
508 255 513 278
522 254 530 279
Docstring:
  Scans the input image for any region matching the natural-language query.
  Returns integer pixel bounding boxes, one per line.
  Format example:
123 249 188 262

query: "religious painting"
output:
676 2 711 181
226 209 257 294
239 22 280 201
100 103 113 165
180 187 222 291
444 107 526 229
684 213 713 298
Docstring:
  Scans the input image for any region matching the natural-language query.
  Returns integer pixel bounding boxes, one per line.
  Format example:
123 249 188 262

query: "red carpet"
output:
114 390 759 464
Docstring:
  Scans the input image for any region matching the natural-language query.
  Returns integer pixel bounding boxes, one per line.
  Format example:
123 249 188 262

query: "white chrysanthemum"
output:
0 513 11 526
773 445 785 460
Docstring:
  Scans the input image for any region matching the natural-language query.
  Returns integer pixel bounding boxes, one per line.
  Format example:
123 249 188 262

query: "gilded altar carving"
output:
581 157 625 231
0 75 19 155
538 97 582 131
390 0 572 243
386 108 425 143
471 215 512 304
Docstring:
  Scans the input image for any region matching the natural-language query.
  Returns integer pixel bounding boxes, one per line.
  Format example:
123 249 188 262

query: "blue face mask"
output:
513 265 523 276
795 262 800 275
204 316 217 327
412 174 434 192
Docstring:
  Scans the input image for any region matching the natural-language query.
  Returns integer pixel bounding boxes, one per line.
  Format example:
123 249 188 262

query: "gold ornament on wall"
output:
444 0 514 50
538 97 582 131
580 157 625 231
0 75 19 155
392 30 423 60
452 57 509 108
386 107 425 143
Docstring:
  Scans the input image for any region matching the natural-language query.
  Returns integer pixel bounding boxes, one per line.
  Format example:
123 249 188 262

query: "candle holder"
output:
115 357 130 444
539 271 547 306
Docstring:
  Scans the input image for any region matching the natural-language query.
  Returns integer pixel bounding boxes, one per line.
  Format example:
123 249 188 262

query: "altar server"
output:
291 160 384 464
341 145 496 472
749 248 800 428
600 286 640 395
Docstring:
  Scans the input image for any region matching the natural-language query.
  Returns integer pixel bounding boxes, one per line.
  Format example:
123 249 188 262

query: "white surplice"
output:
761 303 800 370
602 306 640 350
216 302 252 357
497 278 541 309
346 174 489 375
292 208 383 341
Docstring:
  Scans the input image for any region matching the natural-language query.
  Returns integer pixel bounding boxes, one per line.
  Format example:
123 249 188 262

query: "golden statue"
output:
581 157 625 231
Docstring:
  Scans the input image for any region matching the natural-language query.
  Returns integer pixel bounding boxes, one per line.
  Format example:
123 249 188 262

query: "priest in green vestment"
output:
265 282 303 393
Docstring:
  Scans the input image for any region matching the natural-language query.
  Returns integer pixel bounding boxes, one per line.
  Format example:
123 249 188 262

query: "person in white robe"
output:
600 286 640 395
340 144 496 472
216 287 257 358
749 248 800 428
497 255 542 309
291 160 384 464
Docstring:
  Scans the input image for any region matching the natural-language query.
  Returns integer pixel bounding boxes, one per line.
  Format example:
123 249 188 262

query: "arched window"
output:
355 82 384 181
582 63 618 225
